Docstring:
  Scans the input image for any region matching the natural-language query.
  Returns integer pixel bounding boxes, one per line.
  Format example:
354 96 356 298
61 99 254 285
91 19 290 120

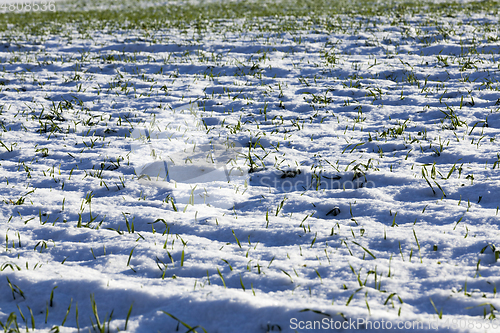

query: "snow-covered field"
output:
1 0 500 332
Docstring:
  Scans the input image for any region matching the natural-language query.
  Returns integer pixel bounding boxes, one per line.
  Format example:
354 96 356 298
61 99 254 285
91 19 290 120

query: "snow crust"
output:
0 2 500 332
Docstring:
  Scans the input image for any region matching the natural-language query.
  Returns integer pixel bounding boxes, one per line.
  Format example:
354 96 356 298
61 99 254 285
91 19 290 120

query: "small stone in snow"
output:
326 207 341 216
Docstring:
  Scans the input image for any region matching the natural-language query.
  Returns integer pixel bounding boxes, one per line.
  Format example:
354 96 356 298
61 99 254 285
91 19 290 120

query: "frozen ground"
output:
0 0 500 332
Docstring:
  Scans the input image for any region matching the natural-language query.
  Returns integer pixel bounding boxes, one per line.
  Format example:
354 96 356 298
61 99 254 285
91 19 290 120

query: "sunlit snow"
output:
1 1 500 332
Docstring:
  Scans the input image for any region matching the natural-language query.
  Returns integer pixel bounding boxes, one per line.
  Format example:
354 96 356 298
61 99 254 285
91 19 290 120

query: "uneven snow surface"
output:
1 2 500 332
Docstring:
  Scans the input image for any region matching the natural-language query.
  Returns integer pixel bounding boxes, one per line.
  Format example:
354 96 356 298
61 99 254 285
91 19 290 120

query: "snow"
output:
1 1 500 332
